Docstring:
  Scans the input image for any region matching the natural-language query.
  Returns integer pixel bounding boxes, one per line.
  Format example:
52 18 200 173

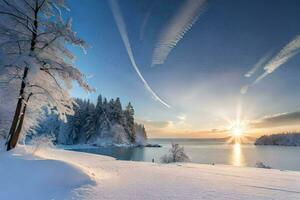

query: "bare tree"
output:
0 0 93 150
160 143 191 163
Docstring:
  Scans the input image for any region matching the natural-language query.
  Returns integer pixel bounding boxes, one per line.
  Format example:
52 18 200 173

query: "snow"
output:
0 146 300 200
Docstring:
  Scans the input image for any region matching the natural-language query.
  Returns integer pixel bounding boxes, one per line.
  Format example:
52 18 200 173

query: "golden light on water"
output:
232 143 244 166
225 116 247 166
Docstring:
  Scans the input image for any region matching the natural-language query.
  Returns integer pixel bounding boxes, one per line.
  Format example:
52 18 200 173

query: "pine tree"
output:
124 102 135 143
114 97 124 125
96 95 103 114
79 100 95 142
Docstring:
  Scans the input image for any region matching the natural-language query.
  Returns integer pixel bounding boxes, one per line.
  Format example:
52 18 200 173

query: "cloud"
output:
240 85 249 94
139 10 151 41
109 0 170 108
250 111 300 128
151 0 206 66
139 2 156 41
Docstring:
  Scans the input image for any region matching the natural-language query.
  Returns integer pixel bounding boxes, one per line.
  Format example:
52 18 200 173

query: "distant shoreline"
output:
255 133 300 146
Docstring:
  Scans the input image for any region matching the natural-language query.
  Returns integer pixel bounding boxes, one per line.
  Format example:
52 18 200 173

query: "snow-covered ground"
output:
0 146 299 200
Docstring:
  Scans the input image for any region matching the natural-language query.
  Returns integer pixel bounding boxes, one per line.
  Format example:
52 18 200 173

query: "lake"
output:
71 138 300 171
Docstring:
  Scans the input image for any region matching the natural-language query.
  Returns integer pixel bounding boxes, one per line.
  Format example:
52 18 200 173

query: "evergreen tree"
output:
124 102 135 143
82 101 97 141
114 97 124 125
96 95 103 113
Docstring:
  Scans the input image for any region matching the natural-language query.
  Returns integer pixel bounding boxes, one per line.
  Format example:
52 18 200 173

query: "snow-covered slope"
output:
1 146 299 200
0 147 93 200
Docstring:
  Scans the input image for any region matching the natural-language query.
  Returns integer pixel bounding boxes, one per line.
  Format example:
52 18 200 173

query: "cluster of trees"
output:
29 95 147 146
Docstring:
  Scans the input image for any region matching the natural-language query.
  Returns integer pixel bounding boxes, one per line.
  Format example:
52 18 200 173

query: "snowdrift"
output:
0 147 94 200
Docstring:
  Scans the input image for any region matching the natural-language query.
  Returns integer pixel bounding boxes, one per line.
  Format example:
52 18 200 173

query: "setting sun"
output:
229 121 246 137
231 125 244 137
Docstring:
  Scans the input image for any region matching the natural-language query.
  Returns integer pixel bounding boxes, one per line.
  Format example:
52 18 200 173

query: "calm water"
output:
72 138 300 171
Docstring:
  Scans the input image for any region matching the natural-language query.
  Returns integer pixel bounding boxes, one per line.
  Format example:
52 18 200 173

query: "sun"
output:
229 121 246 137
231 125 243 137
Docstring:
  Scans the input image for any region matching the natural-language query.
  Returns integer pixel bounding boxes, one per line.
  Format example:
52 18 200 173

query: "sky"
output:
68 0 300 138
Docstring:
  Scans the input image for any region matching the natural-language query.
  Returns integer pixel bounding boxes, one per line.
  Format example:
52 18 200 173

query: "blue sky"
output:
68 0 300 138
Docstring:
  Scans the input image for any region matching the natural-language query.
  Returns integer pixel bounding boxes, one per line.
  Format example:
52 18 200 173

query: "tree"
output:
160 143 190 163
107 98 124 125
0 0 93 150
134 123 147 145
95 95 103 112
124 102 135 142
114 97 124 124
83 101 96 141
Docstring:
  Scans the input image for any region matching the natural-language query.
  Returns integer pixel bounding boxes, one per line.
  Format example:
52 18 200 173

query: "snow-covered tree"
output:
95 95 103 118
134 123 147 145
0 0 93 150
82 101 96 140
107 98 123 125
124 102 135 143
160 143 191 163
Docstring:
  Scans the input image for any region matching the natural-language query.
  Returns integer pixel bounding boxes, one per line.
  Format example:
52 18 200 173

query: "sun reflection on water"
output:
232 142 245 167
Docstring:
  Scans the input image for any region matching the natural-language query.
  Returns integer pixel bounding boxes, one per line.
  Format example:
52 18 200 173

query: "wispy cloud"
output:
139 10 151 41
109 0 170 108
151 0 206 66
244 52 273 78
250 111 300 128
139 3 155 41
241 35 300 94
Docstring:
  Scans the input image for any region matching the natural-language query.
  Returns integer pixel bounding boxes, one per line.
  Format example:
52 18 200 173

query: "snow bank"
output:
0 147 94 200
0 146 300 200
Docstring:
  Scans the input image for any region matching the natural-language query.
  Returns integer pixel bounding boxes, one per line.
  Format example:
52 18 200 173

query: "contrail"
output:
241 35 300 94
244 52 273 78
108 0 170 108
151 0 206 66
254 35 300 84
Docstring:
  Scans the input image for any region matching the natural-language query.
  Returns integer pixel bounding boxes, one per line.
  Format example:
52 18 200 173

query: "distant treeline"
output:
255 133 300 146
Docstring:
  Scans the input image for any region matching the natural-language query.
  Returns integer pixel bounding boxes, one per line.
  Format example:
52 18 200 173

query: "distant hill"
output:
255 133 300 146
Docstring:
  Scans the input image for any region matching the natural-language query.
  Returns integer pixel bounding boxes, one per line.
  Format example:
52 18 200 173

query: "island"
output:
255 133 300 146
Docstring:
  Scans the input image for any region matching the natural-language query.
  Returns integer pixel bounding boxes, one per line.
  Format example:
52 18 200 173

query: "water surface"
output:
71 138 300 171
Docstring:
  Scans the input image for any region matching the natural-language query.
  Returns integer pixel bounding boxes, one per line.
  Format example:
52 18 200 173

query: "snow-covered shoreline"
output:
1 146 300 200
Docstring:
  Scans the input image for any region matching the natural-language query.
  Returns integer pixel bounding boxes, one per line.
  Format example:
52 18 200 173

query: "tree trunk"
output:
6 67 28 151
7 93 32 150
6 2 39 151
